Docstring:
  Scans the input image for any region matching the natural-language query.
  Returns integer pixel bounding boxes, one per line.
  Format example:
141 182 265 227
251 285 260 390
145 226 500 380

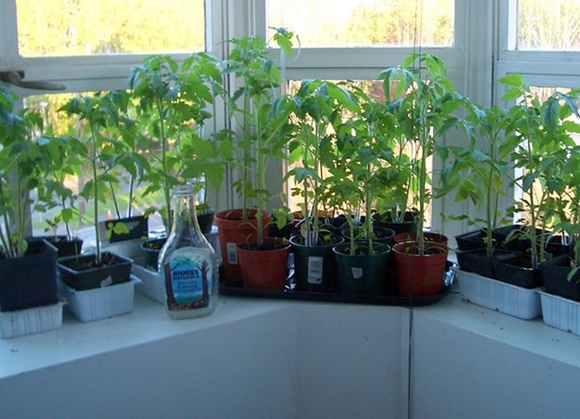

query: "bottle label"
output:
163 248 213 311
307 256 324 284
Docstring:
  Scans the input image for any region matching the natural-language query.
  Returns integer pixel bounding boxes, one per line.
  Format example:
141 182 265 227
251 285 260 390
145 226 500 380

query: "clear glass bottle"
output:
158 184 218 319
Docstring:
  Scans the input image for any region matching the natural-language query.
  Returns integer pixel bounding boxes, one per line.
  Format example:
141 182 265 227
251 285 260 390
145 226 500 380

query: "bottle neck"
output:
169 189 203 240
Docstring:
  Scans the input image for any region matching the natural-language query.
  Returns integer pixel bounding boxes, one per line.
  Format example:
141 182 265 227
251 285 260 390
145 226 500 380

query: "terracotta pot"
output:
237 238 291 291
393 231 448 246
214 209 271 282
393 241 449 297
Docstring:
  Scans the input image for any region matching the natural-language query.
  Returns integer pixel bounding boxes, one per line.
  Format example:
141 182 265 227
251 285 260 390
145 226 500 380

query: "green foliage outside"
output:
16 0 205 56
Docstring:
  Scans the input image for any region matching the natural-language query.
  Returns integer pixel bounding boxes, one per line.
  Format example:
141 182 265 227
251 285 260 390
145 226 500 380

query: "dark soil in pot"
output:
57 251 132 291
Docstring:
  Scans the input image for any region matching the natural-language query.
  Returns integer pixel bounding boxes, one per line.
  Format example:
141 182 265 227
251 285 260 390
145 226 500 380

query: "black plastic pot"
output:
0 239 59 312
492 224 547 252
544 235 571 258
197 209 215 235
371 211 417 235
99 215 149 243
268 221 296 240
455 249 520 279
57 251 133 291
340 226 396 246
290 234 344 293
540 254 580 301
333 242 392 295
30 235 83 257
455 229 488 251
493 254 543 288
141 237 167 271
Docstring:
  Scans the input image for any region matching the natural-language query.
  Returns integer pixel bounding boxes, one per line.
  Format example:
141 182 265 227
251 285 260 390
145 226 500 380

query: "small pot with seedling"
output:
216 28 296 288
0 85 60 320
56 92 134 307
129 52 227 270
286 79 362 292
328 85 395 296
383 53 466 297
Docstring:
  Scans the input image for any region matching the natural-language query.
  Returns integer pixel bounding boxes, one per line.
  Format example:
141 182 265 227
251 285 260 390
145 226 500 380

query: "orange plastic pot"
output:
393 231 448 246
214 209 271 282
393 241 449 297
237 238 291 291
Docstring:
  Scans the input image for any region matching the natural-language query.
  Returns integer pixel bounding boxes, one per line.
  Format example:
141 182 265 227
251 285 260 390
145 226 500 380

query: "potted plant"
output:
438 89 543 319
327 86 394 296
371 90 419 235
215 28 296 286
539 142 580 333
497 76 580 287
383 53 464 297
0 85 63 336
439 100 517 278
129 52 227 270
93 90 152 245
56 92 137 321
286 79 359 292
34 132 85 257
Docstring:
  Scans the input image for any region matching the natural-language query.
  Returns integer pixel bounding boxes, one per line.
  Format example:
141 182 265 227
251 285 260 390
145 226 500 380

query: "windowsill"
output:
2 283 580 381
0 293 296 380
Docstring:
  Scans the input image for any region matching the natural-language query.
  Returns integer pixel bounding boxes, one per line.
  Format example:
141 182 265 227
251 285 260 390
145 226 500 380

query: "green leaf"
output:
499 73 524 87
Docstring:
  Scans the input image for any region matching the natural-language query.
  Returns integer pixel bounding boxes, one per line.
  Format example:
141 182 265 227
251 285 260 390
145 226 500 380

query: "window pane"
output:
16 0 205 57
267 0 454 48
25 93 164 247
517 0 580 50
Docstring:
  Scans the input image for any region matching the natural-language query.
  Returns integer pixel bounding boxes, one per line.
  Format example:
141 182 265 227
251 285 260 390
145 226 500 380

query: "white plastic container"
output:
60 276 139 322
132 259 165 304
456 269 542 320
539 291 580 335
0 302 64 339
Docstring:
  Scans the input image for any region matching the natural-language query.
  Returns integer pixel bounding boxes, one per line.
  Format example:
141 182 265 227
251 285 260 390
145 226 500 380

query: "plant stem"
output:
90 124 101 264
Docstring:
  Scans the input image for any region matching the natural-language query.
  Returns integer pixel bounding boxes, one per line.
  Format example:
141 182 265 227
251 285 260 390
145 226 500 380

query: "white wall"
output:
2 295 580 419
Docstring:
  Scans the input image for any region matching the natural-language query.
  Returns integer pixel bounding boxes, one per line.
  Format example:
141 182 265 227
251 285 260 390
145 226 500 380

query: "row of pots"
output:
455 225 577 298
213 209 450 298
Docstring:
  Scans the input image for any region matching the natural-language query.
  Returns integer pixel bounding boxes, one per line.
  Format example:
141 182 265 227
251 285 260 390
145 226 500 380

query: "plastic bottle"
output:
158 184 218 319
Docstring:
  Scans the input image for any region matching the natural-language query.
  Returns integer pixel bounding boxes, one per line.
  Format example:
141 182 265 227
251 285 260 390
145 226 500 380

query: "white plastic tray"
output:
456 268 542 320
0 302 64 339
59 276 139 322
539 291 580 335
132 258 165 304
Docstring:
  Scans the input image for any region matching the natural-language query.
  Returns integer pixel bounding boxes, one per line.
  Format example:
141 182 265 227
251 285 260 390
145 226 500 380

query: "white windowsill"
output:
2 283 580 381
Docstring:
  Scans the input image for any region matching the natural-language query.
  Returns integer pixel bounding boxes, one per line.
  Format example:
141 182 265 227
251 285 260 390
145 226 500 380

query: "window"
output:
16 0 205 57
267 0 454 48
517 0 580 51
0 0 214 245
